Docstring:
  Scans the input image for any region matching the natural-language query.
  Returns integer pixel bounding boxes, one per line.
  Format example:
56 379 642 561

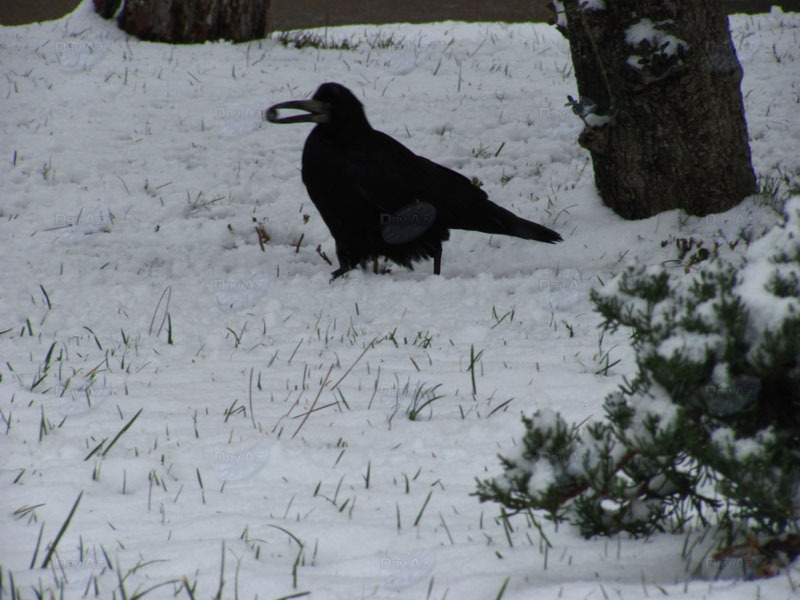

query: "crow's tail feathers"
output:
454 202 563 244
506 216 563 244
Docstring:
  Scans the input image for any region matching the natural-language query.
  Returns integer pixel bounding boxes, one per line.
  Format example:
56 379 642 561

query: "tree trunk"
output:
117 0 270 44
549 0 756 219
93 0 122 19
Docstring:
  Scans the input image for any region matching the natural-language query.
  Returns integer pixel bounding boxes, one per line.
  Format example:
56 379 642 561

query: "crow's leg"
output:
330 246 357 282
330 267 349 281
433 248 442 275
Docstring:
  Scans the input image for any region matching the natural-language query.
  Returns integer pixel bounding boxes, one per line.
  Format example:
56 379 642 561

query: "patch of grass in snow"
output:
471 142 493 159
274 30 356 50
527 184 577 233
757 166 799 216
382 379 445 423
364 30 407 50
272 29 405 51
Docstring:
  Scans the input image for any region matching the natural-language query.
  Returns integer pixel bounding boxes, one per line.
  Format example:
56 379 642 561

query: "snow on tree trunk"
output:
116 0 270 43
549 0 756 219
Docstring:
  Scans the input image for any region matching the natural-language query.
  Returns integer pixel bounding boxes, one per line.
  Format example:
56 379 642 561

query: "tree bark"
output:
93 0 122 19
549 0 756 219
117 0 270 44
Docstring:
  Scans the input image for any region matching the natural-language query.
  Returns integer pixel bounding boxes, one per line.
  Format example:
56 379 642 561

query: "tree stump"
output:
116 0 270 44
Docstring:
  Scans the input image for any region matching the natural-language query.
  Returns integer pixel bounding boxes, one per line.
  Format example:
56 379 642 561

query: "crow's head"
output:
266 82 370 132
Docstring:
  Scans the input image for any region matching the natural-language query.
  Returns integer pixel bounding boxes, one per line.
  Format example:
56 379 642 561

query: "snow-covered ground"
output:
1 2 799 598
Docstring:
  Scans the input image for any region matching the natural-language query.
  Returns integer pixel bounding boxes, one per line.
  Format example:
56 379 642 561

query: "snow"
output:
711 426 736 450
1 2 800 599
735 197 800 339
582 0 606 11
583 112 611 127
624 18 688 57
551 0 605 31
711 426 776 461
631 383 680 436
625 18 689 73
552 0 567 30
656 330 723 362
732 431 774 460
527 460 557 494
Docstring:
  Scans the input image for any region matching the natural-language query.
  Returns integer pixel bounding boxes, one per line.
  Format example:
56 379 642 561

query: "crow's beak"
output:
265 99 330 124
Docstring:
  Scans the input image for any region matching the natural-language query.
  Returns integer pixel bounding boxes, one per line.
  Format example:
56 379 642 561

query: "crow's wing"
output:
338 130 489 215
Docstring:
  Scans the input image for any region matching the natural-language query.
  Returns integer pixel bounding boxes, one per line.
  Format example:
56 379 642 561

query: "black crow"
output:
266 82 562 280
